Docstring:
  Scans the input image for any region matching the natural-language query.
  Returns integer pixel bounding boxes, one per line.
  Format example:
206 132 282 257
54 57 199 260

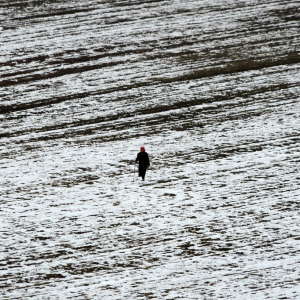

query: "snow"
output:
1 0 300 299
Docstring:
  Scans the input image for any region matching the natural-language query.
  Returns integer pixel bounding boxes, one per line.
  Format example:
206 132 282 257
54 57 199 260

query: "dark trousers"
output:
139 166 147 180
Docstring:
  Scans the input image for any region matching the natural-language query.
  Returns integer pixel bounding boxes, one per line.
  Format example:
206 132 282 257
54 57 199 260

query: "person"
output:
135 146 150 181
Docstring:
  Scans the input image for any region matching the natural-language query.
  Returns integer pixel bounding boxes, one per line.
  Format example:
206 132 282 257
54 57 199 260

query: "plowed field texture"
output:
1 0 300 299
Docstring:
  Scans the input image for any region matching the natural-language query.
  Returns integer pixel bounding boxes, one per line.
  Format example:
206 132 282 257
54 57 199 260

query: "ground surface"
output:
1 0 300 299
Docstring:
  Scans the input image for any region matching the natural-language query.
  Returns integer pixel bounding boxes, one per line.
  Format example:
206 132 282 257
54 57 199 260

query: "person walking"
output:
135 146 150 181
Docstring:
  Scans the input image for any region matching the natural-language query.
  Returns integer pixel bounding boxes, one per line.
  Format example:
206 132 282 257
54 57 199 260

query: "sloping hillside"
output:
1 1 300 299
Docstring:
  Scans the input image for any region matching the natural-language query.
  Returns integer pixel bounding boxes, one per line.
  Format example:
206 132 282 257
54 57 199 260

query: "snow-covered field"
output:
1 0 300 299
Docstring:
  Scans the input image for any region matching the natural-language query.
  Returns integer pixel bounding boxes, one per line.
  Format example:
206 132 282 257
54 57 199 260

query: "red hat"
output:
140 146 145 152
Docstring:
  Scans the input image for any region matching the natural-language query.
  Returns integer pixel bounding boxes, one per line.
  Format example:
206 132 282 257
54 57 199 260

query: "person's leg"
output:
141 166 146 181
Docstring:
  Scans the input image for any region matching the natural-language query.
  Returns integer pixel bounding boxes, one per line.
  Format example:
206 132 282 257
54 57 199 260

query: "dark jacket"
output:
135 152 150 168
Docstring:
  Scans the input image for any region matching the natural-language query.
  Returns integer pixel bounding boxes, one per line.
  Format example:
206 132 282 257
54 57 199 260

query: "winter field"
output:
1 0 300 299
